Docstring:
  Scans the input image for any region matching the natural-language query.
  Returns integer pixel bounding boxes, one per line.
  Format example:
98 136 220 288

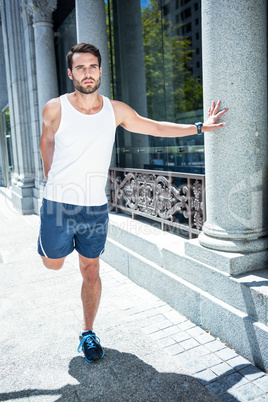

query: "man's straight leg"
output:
78 254 101 331
77 253 104 363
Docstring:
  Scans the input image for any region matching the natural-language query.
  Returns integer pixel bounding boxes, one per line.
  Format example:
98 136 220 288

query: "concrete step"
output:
102 235 268 372
162 248 268 328
185 238 268 275
107 214 268 327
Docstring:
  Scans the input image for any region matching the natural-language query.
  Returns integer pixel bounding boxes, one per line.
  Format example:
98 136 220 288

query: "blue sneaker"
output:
78 330 105 363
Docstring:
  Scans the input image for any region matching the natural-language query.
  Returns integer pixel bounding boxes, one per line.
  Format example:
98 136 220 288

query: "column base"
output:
199 231 268 253
11 178 35 215
185 236 268 275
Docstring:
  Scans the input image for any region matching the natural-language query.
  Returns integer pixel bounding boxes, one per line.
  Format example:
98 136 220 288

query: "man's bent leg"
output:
78 254 101 331
41 256 65 270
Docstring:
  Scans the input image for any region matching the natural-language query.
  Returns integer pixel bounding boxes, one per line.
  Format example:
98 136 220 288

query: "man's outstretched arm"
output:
112 100 228 137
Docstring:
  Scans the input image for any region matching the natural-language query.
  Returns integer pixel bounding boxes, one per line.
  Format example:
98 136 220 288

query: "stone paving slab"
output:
0 193 268 401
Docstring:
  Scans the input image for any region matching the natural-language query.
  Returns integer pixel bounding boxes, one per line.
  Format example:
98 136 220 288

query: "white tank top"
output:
44 94 116 206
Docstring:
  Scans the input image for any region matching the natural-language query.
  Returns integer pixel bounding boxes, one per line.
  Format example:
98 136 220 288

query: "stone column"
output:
26 0 59 206
186 0 268 275
0 21 8 187
26 0 58 129
116 0 149 168
21 0 43 212
75 0 115 195
0 0 35 213
0 23 8 111
75 0 111 99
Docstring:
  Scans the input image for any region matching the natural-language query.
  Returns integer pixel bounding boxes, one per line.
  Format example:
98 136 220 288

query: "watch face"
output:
195 122 202 134
195 121 203 135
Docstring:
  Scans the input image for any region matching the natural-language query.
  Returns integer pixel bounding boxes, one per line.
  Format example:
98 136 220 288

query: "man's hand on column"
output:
202 100 229 133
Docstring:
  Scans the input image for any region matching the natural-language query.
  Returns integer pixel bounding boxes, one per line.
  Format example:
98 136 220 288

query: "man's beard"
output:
72 76 101 94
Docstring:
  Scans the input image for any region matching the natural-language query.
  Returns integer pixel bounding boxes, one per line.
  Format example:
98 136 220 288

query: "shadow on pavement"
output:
0 348 218 401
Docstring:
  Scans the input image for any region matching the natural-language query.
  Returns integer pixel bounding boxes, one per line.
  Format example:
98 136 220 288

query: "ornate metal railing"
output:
109 167 206 238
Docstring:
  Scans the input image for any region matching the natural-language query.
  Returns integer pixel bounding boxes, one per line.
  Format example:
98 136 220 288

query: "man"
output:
38 43 228 363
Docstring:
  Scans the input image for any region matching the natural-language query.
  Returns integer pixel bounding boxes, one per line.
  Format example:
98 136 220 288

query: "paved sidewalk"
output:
0 193 268 402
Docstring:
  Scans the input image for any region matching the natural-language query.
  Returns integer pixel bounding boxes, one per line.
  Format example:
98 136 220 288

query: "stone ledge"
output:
108 212 185 267
106 215 268 326
162 248 268 327
187 237 268 275
102 235 268 372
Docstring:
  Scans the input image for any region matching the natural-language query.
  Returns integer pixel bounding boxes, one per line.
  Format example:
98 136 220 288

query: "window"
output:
3 108 13 171
0 107 13 187
163 5 169 16
186 22 192 33
185 7 191 18
107 0 204 174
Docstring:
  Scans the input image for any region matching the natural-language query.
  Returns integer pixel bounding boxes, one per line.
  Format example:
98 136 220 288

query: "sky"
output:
140 0 151 8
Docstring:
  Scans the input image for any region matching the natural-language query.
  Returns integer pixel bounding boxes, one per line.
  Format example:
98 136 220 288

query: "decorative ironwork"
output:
109 168 206 238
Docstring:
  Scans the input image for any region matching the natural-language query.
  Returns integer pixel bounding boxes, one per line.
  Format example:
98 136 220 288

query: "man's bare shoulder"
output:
42 97 61 123
110 100 135 127
110 99 130 110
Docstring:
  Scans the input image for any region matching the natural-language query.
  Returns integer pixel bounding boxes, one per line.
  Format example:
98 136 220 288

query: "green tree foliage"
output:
142 0 203 121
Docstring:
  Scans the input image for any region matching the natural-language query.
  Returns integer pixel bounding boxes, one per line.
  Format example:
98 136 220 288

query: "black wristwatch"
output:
195 122 203 135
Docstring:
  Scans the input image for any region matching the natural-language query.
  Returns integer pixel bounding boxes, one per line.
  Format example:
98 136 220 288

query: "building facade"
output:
0 0 268 371
0 0 206 214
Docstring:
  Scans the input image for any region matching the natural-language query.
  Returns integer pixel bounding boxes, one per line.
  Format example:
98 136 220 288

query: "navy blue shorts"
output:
38 198 109 259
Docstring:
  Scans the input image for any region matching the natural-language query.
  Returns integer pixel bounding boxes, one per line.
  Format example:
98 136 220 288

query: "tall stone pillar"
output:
116 0 149 168
0 23 7 111
75 0 111 99
75 0 115 191
0 21 8 188
26 0 59 207
187 0 268 275
26 0 58 130
0 0 35 213
21 0 43 212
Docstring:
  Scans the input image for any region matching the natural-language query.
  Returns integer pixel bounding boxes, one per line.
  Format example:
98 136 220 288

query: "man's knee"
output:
41 256 65 270
79 255 100 284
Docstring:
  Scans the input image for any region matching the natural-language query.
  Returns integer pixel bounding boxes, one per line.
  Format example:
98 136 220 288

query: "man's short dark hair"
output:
66 43 102 71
